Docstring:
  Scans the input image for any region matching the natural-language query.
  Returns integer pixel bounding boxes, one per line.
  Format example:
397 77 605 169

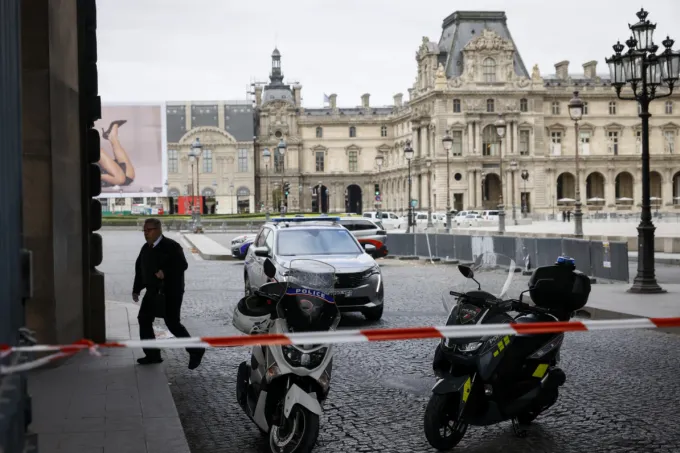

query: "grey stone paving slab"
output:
27 299 191 453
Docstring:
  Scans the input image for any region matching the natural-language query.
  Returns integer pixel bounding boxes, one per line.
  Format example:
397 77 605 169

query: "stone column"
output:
412 127 419 156
476 122 483 155
663 169 673 206
466 122 473 155
467 170 475 208
422 126 429 157
512 121 519 154
605 169 616 207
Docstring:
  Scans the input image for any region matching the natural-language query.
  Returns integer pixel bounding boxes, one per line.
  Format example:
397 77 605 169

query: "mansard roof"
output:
437 11 530 80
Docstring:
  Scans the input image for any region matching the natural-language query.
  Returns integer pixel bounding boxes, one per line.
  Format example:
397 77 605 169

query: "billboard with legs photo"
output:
96 103 167 197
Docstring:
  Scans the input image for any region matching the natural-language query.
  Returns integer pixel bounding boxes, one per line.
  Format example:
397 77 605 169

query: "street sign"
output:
410 199 418 208
375 195 381 201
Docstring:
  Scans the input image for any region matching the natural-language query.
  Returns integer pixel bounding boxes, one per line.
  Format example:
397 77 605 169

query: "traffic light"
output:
283 182 290 196
374 184 380 196
79 0 105 342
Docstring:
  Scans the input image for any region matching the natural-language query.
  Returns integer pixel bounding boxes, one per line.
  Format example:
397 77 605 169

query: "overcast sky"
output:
97 0 678 107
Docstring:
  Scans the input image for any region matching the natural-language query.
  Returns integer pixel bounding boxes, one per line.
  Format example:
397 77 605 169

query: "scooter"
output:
424 253 591 450
233 258 339 453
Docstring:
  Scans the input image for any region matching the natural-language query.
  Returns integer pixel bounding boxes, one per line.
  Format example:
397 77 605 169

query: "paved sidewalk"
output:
183 233 234 260
629 251 680 266
586 283 680 319
27 301 190 453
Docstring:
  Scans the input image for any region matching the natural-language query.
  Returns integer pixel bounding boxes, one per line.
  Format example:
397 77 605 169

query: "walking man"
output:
132 218 205 369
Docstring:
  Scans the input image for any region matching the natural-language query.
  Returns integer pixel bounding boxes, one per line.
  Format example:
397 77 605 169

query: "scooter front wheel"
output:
424 393 468 451
269 405 319 453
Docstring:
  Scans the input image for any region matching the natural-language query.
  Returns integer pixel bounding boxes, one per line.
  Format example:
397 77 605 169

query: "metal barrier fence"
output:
387 233 629 282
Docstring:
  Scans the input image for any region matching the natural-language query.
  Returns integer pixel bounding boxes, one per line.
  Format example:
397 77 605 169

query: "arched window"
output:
316 126 323 138
482 125 499 156
482 58 496 82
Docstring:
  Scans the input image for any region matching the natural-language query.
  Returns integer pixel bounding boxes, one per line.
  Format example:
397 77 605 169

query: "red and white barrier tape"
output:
2 317 680 375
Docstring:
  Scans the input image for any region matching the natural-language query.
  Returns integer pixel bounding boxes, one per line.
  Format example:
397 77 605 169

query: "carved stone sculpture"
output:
464 29 515 52
435 62 445 79
531 64 541 81
465 58 475 81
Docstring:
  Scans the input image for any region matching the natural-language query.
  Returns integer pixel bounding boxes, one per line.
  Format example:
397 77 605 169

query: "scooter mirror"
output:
263 258 277 279
458 265 474 279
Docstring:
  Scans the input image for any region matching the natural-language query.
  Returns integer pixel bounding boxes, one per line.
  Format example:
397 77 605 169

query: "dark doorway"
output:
346 184 362 214
454 193 464 212
312 185 329 213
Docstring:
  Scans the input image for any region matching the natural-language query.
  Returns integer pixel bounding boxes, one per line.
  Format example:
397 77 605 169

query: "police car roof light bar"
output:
270 216 341 223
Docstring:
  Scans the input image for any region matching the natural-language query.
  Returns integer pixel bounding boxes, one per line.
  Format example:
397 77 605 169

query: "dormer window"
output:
483 58 496 82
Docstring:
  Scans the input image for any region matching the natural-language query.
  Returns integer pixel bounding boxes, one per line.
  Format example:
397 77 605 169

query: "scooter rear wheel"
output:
424 394 468 451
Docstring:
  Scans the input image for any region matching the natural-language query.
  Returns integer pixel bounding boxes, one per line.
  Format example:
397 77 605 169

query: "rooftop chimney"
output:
361 93 370 108
582 60 597 79
555 60 569 80
329 93 337 110
292 84 302 107
393 93 403 108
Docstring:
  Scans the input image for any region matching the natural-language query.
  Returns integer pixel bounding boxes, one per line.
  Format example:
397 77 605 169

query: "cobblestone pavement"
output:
101 231 680 453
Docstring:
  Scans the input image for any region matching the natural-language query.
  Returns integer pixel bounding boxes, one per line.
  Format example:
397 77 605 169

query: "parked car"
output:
243 216 385 321
337 217 388 258
481 210 500 221
362 211 405 230
455 213 482 227
231 233 257 259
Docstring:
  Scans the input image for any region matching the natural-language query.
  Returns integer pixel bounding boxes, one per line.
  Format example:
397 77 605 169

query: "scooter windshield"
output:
442 252 522 316
277 259 341 333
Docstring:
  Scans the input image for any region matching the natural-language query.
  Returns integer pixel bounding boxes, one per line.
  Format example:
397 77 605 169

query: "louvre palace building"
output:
161 10 680 216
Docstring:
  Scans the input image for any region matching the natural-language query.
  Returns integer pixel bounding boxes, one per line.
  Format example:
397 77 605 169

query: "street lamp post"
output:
189 138 203 232
278 138 287 215
494 115 507 234
375 154 384 218
568 91 585 237
404 140 414 233
605 8 679 293
426 160 434 228
442 130 453 233
262 148 271 220
521 170 529 218
510 159 518 225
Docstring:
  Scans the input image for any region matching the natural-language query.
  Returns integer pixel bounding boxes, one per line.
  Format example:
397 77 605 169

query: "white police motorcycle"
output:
233 258 340 453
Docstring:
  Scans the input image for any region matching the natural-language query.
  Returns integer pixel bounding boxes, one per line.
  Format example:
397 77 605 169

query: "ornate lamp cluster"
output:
603 8 680 294
605 8 680 101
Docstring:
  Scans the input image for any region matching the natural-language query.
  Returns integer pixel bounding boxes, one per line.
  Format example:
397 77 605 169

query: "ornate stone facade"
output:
254 11 680 216
164 101 256 214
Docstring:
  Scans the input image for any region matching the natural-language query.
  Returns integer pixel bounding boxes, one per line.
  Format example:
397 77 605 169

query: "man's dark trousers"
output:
138 290 199 359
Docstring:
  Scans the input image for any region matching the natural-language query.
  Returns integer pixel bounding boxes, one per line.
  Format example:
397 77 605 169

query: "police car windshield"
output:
277 229 362 256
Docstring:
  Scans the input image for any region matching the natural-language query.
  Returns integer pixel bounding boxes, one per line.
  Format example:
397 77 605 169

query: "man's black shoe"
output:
188 349 205 370
137 356 163 365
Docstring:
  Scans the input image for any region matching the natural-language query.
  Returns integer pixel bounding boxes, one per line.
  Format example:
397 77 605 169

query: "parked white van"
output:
362 211 405 230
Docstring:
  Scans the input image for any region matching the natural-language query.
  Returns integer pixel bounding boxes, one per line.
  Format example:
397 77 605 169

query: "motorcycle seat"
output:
513 312 559 324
